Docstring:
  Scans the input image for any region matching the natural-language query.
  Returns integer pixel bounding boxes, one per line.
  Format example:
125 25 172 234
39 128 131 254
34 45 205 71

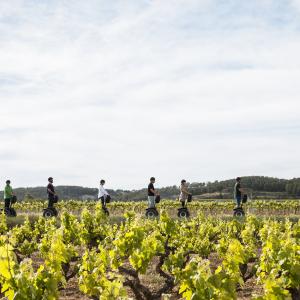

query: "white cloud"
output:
290 0 300 11
0 0 299 189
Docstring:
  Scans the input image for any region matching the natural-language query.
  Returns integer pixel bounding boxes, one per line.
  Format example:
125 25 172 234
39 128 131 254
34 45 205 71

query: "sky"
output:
0 0 300 190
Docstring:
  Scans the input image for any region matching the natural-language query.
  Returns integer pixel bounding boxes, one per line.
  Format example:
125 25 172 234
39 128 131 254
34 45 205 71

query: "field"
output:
0 199 299 300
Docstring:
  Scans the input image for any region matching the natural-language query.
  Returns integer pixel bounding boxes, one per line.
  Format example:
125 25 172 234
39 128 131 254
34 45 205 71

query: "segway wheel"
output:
43 208 55 218
52 208 58 216
233 208 245 217
178 208 190 218
145 208 159 218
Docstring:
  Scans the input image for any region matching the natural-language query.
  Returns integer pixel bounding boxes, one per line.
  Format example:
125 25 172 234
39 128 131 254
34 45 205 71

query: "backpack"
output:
11 195 17 204
155 195 161 203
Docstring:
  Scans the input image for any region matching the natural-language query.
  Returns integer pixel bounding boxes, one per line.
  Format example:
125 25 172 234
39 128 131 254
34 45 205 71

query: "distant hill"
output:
0 186 99 201
0 176 299 201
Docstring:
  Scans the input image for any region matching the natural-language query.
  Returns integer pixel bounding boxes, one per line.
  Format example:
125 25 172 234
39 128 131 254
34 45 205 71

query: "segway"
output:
43 207 58 217
178 194 192 218
43 195 59 218
1 196 18 217
233 194 247 217
145 195 160 218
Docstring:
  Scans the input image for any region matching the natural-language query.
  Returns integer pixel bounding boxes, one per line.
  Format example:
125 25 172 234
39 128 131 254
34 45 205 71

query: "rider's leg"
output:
48 197 54 208
4 198 10 209
148 196 155 208
236 195 242 208
101 196 106 209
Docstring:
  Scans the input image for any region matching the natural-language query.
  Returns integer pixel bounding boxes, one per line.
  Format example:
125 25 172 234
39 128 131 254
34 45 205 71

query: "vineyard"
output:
0 200 299 300
10 199 300 217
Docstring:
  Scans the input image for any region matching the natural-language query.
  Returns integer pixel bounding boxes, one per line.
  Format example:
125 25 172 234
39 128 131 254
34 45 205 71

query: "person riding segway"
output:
146 177 159 217
98 179 110 215
2 180 17 217
233 177 247 217
178 179 192 218
43 177 59 217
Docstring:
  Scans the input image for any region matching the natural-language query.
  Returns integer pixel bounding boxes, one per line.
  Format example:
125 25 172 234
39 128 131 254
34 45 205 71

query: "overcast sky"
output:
0 0 299 190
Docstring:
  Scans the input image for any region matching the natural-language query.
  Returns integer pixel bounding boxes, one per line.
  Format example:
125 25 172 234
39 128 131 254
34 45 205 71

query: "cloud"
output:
0 0 299 189
290 0 300 11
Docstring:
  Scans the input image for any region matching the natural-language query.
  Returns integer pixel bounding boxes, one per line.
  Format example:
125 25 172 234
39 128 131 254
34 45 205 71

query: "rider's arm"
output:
99 185 109 197
4 186 8 198
239 187 245 193
181 186 191 195
152 189 160 196
184 189 190 195
48 188 55 195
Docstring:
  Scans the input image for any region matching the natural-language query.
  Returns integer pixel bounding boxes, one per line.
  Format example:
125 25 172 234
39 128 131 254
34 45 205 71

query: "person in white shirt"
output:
98 179 109 209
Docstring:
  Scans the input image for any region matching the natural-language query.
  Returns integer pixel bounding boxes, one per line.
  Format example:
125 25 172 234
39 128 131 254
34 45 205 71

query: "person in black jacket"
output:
47 177 58 208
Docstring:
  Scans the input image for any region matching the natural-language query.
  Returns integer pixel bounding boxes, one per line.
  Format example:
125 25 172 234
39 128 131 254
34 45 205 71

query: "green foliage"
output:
0 205 299 299
78 247 127 299
0 212 7 235
255 220 300 299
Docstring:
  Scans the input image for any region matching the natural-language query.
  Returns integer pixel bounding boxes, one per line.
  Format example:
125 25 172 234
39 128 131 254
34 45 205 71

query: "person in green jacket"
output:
4 180 14 209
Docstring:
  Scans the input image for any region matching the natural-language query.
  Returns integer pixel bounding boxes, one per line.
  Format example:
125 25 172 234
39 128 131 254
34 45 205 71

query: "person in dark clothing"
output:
47 177 57 208
148 177 158 208
234 177 244 208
